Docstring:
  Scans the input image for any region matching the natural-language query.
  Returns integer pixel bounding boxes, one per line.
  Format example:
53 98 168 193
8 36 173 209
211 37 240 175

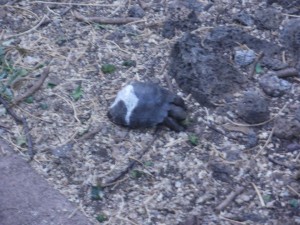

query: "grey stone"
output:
128 5 145 18
234 49 256 66
259 73 291 97
237 91 270 124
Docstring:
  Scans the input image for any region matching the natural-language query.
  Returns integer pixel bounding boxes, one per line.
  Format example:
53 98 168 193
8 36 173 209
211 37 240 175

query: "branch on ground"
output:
12 66 50 106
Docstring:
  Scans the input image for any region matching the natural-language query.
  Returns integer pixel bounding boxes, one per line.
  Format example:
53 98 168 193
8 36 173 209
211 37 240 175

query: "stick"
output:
250 51 264 77
276 68 299 78
0 96 22 123
5 15 47 39
268 157 299 170
216 186 244 211
12 66 50 105
287 185 300 197
73 11 139 25
102 129 160 187
251 182 265 207
0 96 34 159
22 117 34 159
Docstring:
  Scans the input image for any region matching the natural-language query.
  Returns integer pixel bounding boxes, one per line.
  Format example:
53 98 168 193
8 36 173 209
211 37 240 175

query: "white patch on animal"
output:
110 84 139 125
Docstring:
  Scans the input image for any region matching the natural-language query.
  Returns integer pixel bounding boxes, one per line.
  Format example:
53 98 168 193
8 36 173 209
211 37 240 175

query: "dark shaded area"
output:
162 11 201 39
169 32 245 106
169 25 285 107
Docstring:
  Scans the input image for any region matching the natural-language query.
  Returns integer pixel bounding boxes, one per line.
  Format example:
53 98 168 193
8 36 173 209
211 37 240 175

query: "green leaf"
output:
0 85 14 100
101 64 116 74
289 199 299 208
47 82 57 89
255 63 263 74
96 213 108 222
122 60 136 67
35 63 45 69
263 194 272 203
188 134 199 146
16 135 27 147
181 118 192 126
39 103 48 110
16 68 28 77
71 85 83 101
24 96 34 103
144 161 154 167
91 186 103 200
131 170 144 179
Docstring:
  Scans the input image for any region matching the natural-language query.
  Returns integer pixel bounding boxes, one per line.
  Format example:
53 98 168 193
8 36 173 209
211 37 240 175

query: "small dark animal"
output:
107 81 187 131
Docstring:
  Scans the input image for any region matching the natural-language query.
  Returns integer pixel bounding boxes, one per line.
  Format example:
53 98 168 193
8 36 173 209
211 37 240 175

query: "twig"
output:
4 15 47 39
255 126 275 158
22 117 34 159
102 129 160 187
268 157 299 170
0 96 22 123
162 64 174 93
77 125 103 142
287 185 300 197
250 51 264 77
73 11 139 25
276 68 299 78
12 66 50 106
251 182 265 207
228 102 288 127
215 186 245 211
219 216 247 225
0 96 34 159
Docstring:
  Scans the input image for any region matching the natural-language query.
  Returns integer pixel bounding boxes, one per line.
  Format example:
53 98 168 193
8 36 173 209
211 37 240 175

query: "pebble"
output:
237 90 270 124
234 49 256 66
259 73 291 97
128 5 145 18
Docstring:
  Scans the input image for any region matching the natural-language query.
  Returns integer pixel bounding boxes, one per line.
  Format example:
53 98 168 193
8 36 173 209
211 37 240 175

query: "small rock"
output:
233 11 254 26
52 143 74 158
128 5 145 18
259 73 291 97
237 91 270 124
234 48 256 66
274 117 300 139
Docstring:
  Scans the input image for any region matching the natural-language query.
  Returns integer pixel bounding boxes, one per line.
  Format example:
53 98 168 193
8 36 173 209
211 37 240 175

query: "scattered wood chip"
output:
73 11 140 25
216 186 245 211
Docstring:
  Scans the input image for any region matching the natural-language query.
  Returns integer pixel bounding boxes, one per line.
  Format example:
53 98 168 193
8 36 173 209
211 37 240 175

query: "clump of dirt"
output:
169 33 245 106
236 90 270 124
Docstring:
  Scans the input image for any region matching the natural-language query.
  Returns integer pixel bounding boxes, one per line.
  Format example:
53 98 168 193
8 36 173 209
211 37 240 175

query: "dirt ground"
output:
0 0 300 224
